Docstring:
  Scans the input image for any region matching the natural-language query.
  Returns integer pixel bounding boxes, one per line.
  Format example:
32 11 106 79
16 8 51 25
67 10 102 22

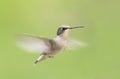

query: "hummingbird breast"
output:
46 37 67 56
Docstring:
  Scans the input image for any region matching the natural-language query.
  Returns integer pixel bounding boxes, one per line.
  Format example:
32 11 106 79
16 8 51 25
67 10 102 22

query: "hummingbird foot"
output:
48 56 54 58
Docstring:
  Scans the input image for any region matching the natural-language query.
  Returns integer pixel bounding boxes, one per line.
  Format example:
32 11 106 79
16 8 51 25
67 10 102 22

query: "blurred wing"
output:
15 34 51 53
65 38 87 50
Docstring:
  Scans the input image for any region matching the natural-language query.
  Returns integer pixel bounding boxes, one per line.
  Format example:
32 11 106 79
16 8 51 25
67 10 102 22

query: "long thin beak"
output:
69 26 84 29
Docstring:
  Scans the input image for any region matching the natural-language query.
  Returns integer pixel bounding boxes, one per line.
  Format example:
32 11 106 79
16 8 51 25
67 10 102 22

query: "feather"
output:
15 34 51 53
65 38 87 50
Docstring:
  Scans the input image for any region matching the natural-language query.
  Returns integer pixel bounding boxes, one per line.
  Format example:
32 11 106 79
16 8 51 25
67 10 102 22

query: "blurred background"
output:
0 0 120 79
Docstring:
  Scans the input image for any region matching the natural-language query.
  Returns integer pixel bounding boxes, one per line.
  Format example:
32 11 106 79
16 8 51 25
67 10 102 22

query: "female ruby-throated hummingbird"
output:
16 25 85 64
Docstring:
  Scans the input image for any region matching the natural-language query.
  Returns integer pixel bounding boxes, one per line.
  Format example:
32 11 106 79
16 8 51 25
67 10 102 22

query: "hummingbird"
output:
16 25 85 64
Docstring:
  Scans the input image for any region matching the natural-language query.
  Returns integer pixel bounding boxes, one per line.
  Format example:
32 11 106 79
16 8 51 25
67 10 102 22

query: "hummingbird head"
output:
57 25 70 36
56 25 84 39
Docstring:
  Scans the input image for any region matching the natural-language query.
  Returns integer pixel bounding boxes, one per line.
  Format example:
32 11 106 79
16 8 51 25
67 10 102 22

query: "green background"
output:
0 0 119 79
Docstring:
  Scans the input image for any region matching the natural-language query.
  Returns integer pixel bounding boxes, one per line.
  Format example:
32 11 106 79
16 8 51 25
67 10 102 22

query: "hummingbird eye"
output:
57 27 67 35
62 27 67 30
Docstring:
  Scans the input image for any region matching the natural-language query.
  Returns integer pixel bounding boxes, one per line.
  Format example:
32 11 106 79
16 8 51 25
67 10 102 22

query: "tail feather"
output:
34 54 46 64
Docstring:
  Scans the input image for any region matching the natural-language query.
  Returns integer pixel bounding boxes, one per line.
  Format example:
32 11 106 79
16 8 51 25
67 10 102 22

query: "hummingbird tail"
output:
34 54 46 64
